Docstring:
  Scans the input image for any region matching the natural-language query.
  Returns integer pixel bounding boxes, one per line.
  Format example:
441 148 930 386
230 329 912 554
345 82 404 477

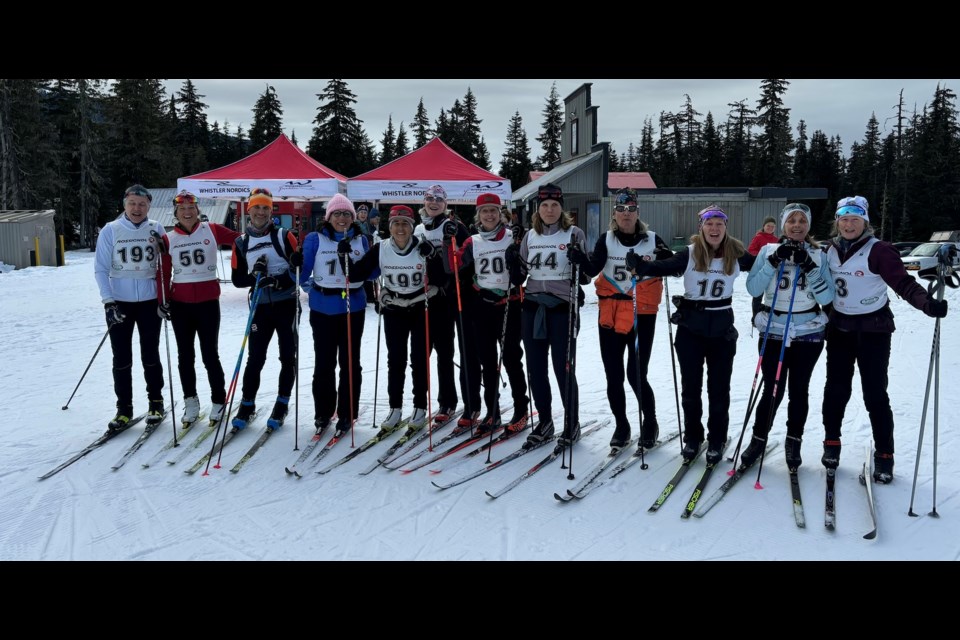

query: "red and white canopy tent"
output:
177 133 346 203
347 137 511 205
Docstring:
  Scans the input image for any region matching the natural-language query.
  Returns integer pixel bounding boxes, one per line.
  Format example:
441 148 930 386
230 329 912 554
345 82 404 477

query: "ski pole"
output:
662 276 683 454
753 264 801 489
562 255 581 480
631 269 647 469
422 248 433 441
729 259 787 473
450 233 476 438
204 274 263 475
344 248 356 448
293 263 301 451
62 327 110 410
372 278 382 431
153 231 179 447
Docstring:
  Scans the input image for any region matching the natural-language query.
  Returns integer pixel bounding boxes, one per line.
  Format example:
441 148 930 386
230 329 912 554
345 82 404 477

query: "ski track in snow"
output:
2 250 959 560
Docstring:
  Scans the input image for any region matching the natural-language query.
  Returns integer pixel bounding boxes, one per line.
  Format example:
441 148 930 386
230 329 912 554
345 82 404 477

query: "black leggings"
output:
521 303 579 429
473 299 526 413
382 305 429 410
309 310 365 420
674 324 736 448
822 330 894 454
598 314 657 428
170 299 226 403
109 300 164 406
241 299 297 402
751 336 824 439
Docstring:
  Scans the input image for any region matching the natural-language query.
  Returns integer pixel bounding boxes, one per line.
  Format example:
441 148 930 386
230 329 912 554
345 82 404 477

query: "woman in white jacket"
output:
741 203 835 470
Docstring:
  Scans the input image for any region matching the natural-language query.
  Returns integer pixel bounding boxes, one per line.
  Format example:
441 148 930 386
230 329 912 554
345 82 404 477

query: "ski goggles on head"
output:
250 187 272 197
783 203 811 217
173 191 198 206
123 185 152 201
698 207 728 223
836 205 867 218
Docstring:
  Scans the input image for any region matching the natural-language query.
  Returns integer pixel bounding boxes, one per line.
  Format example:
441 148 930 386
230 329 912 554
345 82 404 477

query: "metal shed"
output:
142 188 235 230
0 210 56 269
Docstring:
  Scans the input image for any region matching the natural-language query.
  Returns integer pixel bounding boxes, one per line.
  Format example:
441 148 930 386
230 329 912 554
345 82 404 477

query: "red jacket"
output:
161 223 241 303
747 231 778 256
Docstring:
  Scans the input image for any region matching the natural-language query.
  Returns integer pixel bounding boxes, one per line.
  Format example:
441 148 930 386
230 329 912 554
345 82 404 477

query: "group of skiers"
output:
95 183 949 484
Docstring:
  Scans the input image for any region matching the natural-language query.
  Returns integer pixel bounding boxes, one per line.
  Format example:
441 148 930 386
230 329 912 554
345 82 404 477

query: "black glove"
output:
511 225 525 242
442 220 457 239
567 244 589 266
289 251 304 268
251 255 268 277
792 247 817 274
157 302 172 321
258 275 278 289
105 302 125 327
150 230 167 254
418 240 438 259
505 243 521 270
768 243 794 269
625 250 651 277
337 239 352 257
923 298 948 318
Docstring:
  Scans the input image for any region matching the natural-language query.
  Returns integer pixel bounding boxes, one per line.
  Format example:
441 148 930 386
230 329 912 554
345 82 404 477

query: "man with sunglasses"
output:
94 184 169 431
231 187 303 431
414 184 482 428
159 191 241 428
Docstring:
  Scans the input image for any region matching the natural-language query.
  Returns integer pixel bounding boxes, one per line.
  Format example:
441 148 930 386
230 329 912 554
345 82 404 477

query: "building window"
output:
571 119 579 155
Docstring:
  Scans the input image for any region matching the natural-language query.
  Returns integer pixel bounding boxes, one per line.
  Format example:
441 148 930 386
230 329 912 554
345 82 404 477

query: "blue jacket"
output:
299 223 376 315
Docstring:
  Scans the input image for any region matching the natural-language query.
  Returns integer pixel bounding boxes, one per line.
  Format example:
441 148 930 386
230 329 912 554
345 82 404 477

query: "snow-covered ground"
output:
1 249 957 560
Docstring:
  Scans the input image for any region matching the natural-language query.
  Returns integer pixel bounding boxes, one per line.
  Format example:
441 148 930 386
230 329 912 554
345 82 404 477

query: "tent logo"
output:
466 181 504 192
280 180 314 191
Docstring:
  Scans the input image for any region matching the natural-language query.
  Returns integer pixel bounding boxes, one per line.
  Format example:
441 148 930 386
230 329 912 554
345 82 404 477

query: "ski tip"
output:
399 469 413 475
431 481 444 489
485 491 497 499
428 469 441 475
229 469 239 474
754 482 764 490
553 492 566 501
284 467 294 475
863 531 877 540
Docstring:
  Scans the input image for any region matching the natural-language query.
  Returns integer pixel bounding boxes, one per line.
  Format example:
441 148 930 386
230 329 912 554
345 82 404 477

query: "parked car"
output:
893 241 923 256
901 242 960 274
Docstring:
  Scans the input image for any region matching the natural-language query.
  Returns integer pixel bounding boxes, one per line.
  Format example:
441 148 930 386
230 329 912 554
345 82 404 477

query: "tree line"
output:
1 79 956 247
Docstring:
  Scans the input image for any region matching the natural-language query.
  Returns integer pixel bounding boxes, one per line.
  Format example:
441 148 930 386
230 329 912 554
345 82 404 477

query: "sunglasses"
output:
330 210 353 218
173 193 198 206
250 187 273 197
614 205 638 213
699 208 728 222
124 187 151 199
836 205 866 218
424 195 445 203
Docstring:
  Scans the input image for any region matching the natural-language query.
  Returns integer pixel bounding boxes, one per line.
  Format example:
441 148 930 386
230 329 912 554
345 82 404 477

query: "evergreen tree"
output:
412 98 431 148
307 79 370 177
723 99 755 186
909 84 960 240
536 82 563 170
637 118 655 173
846 113 883 227
290 129 298 146
249 84 283 150
499 111 534 188
434 108 449 144
107 79 179 202
394 122 409 157
626 142 638 172
699 112 724 187
608 144 620 172
475 137 491 171
792 120 809 187
0 80 60 212
806 130 844 235
753 79 793 186
233 122 249 160
676 94 702 184
459 87 486 166
654 111 679 186
76 79 105 247
379 115 397 164
175 79 210 175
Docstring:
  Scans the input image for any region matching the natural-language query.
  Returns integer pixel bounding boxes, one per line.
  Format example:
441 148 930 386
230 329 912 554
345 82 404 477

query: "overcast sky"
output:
164 79 955 174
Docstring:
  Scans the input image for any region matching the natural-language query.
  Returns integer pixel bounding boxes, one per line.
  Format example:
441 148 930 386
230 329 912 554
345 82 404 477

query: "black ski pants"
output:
382 304 429 410
310 309 365 421
822 330 894 455
598 314 657 431
751 336 824 439
170 299 226 404
241 298 297 402
521 301 579 432
673 324 736 449
473 298 526 415
109 300 164 408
